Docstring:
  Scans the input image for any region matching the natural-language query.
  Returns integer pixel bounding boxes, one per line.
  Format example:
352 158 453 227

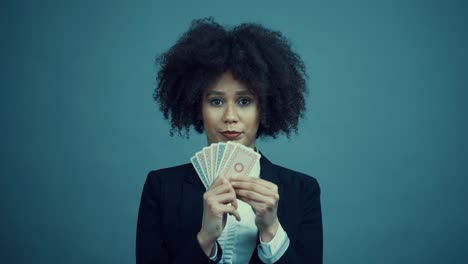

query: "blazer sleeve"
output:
136 171 222 264
274 176 323 264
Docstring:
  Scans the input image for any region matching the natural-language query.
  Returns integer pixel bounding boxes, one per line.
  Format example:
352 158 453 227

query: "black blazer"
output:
136 155 322 263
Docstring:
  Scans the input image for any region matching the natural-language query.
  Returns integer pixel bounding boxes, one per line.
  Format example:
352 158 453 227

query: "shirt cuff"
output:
209 241 222 262
258 223 290 263
209 243 217 260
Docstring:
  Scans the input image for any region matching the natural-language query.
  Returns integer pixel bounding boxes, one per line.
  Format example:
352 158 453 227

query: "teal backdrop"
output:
2 0 467 263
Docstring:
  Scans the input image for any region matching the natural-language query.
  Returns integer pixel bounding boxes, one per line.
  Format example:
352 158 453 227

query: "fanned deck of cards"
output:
190 142 261 189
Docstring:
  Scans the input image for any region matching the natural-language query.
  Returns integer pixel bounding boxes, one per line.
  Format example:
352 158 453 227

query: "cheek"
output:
201 113 211 130
201 107 218 130
248 108 260 128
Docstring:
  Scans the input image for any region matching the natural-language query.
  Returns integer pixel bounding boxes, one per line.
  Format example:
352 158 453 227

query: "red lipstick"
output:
221 131 241 140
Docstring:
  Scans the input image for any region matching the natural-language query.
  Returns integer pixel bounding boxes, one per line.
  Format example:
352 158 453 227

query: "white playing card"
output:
215 143 226 177
211 143 218 182
196 151 209 185
203 146 212 181
216 142 236 178
218 142 260 178
190 156 208 189
191 142 261 189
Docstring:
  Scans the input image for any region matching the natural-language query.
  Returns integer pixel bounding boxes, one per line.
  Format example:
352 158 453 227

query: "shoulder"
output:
148 163 193 177
145 163 193 186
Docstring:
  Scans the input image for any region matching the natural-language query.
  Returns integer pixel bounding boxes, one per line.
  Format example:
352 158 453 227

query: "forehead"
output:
204 71 252 95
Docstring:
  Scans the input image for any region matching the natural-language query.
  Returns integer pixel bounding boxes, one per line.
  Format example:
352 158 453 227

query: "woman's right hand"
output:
197 176 241 257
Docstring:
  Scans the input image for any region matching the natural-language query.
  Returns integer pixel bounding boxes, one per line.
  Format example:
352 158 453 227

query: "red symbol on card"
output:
234 162 244 173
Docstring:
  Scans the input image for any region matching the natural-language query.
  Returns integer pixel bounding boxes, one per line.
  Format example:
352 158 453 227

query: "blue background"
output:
2 0 467 263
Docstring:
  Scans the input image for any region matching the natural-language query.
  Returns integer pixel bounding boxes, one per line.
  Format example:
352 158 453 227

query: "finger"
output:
212 184 238 209
237 197 266 216
213 192 237 204
224 181 238 210
229 176 278 189
235 189 263 203
230 181 272 196
230 208 241 222
230 176 277 190
220 204 241 222
203 181 233 202
210 176 229 189
239 199 274 218
231 195 238 210
209 181 233 195
235 189 278 205
237 196 262 209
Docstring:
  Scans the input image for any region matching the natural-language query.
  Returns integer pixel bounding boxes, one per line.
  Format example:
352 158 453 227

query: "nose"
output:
223 103 238 124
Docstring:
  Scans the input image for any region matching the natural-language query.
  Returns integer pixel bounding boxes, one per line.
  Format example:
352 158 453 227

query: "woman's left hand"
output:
229 176 280 242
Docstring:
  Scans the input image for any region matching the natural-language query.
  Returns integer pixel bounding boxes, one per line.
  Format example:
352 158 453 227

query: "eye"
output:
238 98 251 106
210 98 224 106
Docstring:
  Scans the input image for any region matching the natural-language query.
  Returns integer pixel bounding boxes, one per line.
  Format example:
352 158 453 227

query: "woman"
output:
136 18 322 264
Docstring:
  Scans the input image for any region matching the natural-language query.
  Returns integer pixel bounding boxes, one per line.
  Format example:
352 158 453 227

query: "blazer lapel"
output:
259 154 280 184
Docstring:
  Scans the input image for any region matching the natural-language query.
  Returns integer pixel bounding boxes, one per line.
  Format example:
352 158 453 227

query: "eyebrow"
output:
205 90 254 97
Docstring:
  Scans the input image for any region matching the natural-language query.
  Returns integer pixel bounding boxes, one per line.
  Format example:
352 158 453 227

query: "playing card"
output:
215 143 226 177
203 146 212 181
190 142 261 189
235 143 261 177
218 143 260 178
211 143 218 181
196 151 209 185
190 156 208 189
216 142 236 177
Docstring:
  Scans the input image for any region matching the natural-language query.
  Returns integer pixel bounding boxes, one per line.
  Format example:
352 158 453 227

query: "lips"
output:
221 131 241 140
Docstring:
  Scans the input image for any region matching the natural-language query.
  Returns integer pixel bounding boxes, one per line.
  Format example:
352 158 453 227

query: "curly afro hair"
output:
154 17 308 138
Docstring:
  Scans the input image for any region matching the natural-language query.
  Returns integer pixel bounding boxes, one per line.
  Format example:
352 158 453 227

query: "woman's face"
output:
202 71 259 149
